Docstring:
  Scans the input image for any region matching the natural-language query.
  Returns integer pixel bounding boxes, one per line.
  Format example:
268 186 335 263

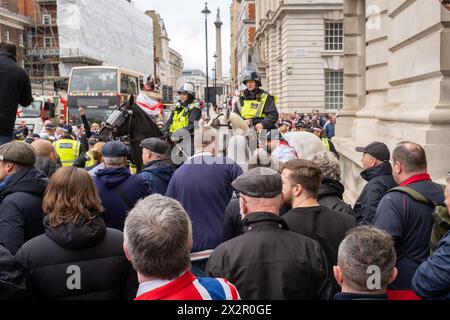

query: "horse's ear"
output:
128 94 134 106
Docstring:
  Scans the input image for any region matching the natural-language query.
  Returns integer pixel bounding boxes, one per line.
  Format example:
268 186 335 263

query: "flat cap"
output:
102 140 129 157
232 167 282 198
0 141 36 166
140 137 168 155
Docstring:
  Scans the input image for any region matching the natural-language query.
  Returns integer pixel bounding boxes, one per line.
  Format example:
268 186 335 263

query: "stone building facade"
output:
251 0 344 113
334 0 450 203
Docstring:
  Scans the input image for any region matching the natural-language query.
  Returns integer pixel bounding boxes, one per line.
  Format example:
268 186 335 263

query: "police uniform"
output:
165 83 202 138
168 101 201 135
53 126 80 167
234 70 279 130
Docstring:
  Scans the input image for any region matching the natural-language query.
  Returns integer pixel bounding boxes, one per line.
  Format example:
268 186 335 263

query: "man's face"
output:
361 153 376 170
281 169 294 206
0 161 13 181
142 148 151 165
91 123 99 132
280 124 290 133
245 80 257 91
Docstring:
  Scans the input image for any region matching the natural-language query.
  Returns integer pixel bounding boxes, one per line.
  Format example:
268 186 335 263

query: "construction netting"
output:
57 0 153 77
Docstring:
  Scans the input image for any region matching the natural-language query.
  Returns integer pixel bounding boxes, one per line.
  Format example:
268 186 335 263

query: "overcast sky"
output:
133 0 232 76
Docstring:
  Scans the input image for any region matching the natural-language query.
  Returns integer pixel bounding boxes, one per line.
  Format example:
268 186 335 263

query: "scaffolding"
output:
24 0 61 83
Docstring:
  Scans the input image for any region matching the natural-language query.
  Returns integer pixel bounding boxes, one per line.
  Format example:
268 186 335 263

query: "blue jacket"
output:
374 178 445 290
139 160 174 195
166 154 243 253
93 167 151 231
412 231 450 300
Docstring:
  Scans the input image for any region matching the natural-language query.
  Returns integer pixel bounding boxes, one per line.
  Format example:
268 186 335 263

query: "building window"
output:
19 33 24 47
44 36 52 47
5 30 10 42
44 64 53 77
325 21 343 51
43 14 52 25
325 70 343 110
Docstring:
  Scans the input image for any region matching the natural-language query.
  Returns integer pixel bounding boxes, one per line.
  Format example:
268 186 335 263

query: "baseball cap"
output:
355 142 390 162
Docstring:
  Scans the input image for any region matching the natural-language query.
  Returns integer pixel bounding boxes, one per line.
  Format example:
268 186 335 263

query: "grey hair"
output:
310 151 341 181
338 226 396 292
124 194 192 280
103 156 126 167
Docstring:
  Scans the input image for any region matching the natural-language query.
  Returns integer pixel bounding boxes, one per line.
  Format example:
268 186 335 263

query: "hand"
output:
255 123 264 131
78 106 85 116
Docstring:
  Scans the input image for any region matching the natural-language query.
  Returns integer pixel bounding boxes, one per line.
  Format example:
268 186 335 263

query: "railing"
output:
28 47 60 57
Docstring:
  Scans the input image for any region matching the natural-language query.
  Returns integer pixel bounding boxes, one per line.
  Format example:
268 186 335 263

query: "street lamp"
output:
201 2 211 116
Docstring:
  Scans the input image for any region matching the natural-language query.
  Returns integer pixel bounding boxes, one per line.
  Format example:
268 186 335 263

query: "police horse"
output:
207 107 326 171
97 95 163 172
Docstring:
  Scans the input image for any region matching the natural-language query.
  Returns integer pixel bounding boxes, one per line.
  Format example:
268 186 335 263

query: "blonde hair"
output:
43 167 103 227
91 142 105 164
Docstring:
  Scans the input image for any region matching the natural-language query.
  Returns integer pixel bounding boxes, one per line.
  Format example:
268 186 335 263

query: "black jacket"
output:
282 206 356 294
354 162 397 225
234 88 279 129
0 167 48 254
207 212 333 300
35 157 60 178
0 244 28 299
318 178 355 218
15 216 138 300
0 53 33 137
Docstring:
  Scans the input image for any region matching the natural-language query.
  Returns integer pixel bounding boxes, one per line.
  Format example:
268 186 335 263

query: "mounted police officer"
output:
164 82 201 141
164 83 201 157
234 66 279 131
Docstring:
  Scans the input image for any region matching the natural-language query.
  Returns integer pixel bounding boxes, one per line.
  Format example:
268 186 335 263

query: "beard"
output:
282 190 293 207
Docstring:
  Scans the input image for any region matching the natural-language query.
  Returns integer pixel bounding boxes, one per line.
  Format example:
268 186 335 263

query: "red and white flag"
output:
136 92 163 117
16 106 23 118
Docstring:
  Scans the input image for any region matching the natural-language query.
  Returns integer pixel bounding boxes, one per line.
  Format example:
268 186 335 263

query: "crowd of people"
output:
0 42 449 301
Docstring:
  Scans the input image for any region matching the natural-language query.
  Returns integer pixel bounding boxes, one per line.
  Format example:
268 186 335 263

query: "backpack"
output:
390 186 449 255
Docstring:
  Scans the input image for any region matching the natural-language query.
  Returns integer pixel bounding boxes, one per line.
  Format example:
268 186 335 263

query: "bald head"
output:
31 139 55 158
392 142 427 174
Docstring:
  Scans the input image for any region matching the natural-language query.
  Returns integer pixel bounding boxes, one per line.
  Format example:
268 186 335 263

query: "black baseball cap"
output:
355 142 390 162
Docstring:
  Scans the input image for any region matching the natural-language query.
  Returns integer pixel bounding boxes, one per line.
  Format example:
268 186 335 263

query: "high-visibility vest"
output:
322 138 331 152
85 150 95 168
237 93 269 120
169 103 198 133
54 138 80 167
